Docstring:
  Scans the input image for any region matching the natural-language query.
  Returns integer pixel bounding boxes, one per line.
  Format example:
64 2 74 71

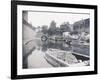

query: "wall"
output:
0 0 99 80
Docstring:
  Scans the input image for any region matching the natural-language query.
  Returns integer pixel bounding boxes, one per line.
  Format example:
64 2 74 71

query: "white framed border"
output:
17 5 95 75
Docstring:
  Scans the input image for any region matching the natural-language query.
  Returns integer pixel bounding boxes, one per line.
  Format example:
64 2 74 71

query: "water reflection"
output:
41 38 89 56
42 40 69 51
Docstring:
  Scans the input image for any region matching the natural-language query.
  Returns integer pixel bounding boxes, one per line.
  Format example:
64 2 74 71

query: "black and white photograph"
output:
11 1 97 79
22 11 90 69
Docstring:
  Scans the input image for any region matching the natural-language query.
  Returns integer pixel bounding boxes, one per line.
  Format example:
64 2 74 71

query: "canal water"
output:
41 39 89 56
23 32 90 68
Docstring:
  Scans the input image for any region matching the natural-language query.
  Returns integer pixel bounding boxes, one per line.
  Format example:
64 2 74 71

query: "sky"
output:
28 11 90 28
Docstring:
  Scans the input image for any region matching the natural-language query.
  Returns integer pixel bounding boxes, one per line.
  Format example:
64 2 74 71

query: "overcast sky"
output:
28 11 89 28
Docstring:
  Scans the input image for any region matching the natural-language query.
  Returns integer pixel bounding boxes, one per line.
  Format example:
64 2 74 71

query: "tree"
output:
49 20 56 29
60 22 71 34
48 20 57 35
41 25 48 34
